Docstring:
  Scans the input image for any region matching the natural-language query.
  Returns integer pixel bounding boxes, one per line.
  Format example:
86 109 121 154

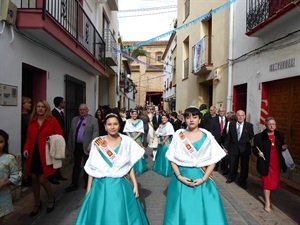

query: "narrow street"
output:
4 147 300 225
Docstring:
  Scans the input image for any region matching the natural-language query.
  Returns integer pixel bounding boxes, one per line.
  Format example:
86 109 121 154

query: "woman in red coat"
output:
253 117 287 212
23 100 63 216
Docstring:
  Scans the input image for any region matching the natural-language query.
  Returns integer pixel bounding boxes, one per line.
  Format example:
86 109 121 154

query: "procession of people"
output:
1 102 295 225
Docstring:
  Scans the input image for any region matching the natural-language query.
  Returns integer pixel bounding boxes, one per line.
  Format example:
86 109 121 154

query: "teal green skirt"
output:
133 157 148 174
75 177 149 225
152 138 172 177
163 167 228 225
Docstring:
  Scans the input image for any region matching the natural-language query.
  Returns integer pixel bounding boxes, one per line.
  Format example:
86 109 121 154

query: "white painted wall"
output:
232 0 300 132
0 26 97 155
163 37 176 103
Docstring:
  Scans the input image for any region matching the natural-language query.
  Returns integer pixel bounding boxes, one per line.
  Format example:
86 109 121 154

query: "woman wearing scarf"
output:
123 109 148 174
163 106 228 225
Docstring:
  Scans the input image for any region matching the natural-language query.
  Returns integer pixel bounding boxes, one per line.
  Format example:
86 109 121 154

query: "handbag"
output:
282 149 295 170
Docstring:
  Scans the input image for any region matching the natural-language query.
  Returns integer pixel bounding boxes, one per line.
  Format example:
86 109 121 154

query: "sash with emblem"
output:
94 137 117 167
179 131 213 178
179 132 198 156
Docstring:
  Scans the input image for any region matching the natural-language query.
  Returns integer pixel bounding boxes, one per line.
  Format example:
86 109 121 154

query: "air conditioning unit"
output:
0 0 17 25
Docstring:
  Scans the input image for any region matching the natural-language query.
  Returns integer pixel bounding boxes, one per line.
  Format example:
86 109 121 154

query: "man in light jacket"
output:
65 103 99 192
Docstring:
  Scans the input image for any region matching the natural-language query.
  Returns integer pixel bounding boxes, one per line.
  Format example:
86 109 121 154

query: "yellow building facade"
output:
175 0 230 111
124 41 168 109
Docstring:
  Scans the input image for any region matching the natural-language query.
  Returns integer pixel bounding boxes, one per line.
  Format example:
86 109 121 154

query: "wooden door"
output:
268 76 300 165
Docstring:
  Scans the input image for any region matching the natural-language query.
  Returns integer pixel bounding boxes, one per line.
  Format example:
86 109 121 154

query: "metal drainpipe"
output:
227 3 234 112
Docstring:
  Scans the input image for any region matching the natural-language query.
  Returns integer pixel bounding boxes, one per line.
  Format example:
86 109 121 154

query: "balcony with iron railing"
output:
17 0 105 74
246 0 300 36
104 29 118 66
192 35 213 76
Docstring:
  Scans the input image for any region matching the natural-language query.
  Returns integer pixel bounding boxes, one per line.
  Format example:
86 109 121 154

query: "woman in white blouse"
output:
75 113 149 225
163 106 228 225
152 114 174 177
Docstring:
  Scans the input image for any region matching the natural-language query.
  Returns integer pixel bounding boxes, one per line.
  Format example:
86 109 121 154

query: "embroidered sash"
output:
179 132 198 156
165 139 171 147
163 137 171 147
200 166 214 179
94 137 117 166
179 132 213 178
130 132 143 147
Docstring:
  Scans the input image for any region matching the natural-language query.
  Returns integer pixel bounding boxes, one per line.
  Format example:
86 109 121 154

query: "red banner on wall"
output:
260 83 269 127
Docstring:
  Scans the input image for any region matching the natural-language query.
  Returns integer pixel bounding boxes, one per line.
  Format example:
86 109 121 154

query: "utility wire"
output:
119 5 177 12
230 29 300 63
118 10 177 18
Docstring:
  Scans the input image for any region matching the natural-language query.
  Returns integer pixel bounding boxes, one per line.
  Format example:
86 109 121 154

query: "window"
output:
185 0 190 20
155 51 163 62
183 37 189 79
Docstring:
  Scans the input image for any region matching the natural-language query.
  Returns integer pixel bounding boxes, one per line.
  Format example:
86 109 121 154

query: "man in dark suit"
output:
170 112 182 131
65 103 99 192
52 97 66 137
224 110 254 189
152 108 162 131
151 107 162 161
217 107 228 173
49 96 67 184
205 106 221 170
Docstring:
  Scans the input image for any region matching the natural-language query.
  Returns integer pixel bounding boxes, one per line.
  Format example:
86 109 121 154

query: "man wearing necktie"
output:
217 107 228 174
50 96 67 184
65 103 99 192
224 110 254 189
205 106 223 171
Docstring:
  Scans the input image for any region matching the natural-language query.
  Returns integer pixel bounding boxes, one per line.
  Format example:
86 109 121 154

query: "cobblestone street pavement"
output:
4 147 300 225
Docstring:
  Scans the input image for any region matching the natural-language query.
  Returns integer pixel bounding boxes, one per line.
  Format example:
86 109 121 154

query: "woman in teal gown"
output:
123 109 148 174
164 106 228 225
75 114 149 225
152 115 174 177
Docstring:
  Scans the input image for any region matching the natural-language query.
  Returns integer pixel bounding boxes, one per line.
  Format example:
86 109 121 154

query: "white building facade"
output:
232 0 300 183
162 32 177 113
0 0 119 155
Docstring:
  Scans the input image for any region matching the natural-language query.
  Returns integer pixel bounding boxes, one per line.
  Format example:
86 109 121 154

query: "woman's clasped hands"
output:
176 174 205 187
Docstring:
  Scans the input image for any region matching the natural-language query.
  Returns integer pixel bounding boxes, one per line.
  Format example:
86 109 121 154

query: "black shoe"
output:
239 182 247 189
46 196 55 213
57 174 67 181
226 179 235 183
222 171 229 175
30 201 42 217
65 184 78 193
49 177 60 185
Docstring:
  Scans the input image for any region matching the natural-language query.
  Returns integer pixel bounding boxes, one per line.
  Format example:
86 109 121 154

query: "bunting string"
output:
116 0 238 84
121 0 238 52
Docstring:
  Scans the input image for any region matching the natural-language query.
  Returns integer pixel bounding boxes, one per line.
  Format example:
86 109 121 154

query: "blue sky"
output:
118 0 177 41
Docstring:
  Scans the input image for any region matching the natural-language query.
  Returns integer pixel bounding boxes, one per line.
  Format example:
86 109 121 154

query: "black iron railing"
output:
20 0 105 65
104 28 118 64
246 0 296 32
